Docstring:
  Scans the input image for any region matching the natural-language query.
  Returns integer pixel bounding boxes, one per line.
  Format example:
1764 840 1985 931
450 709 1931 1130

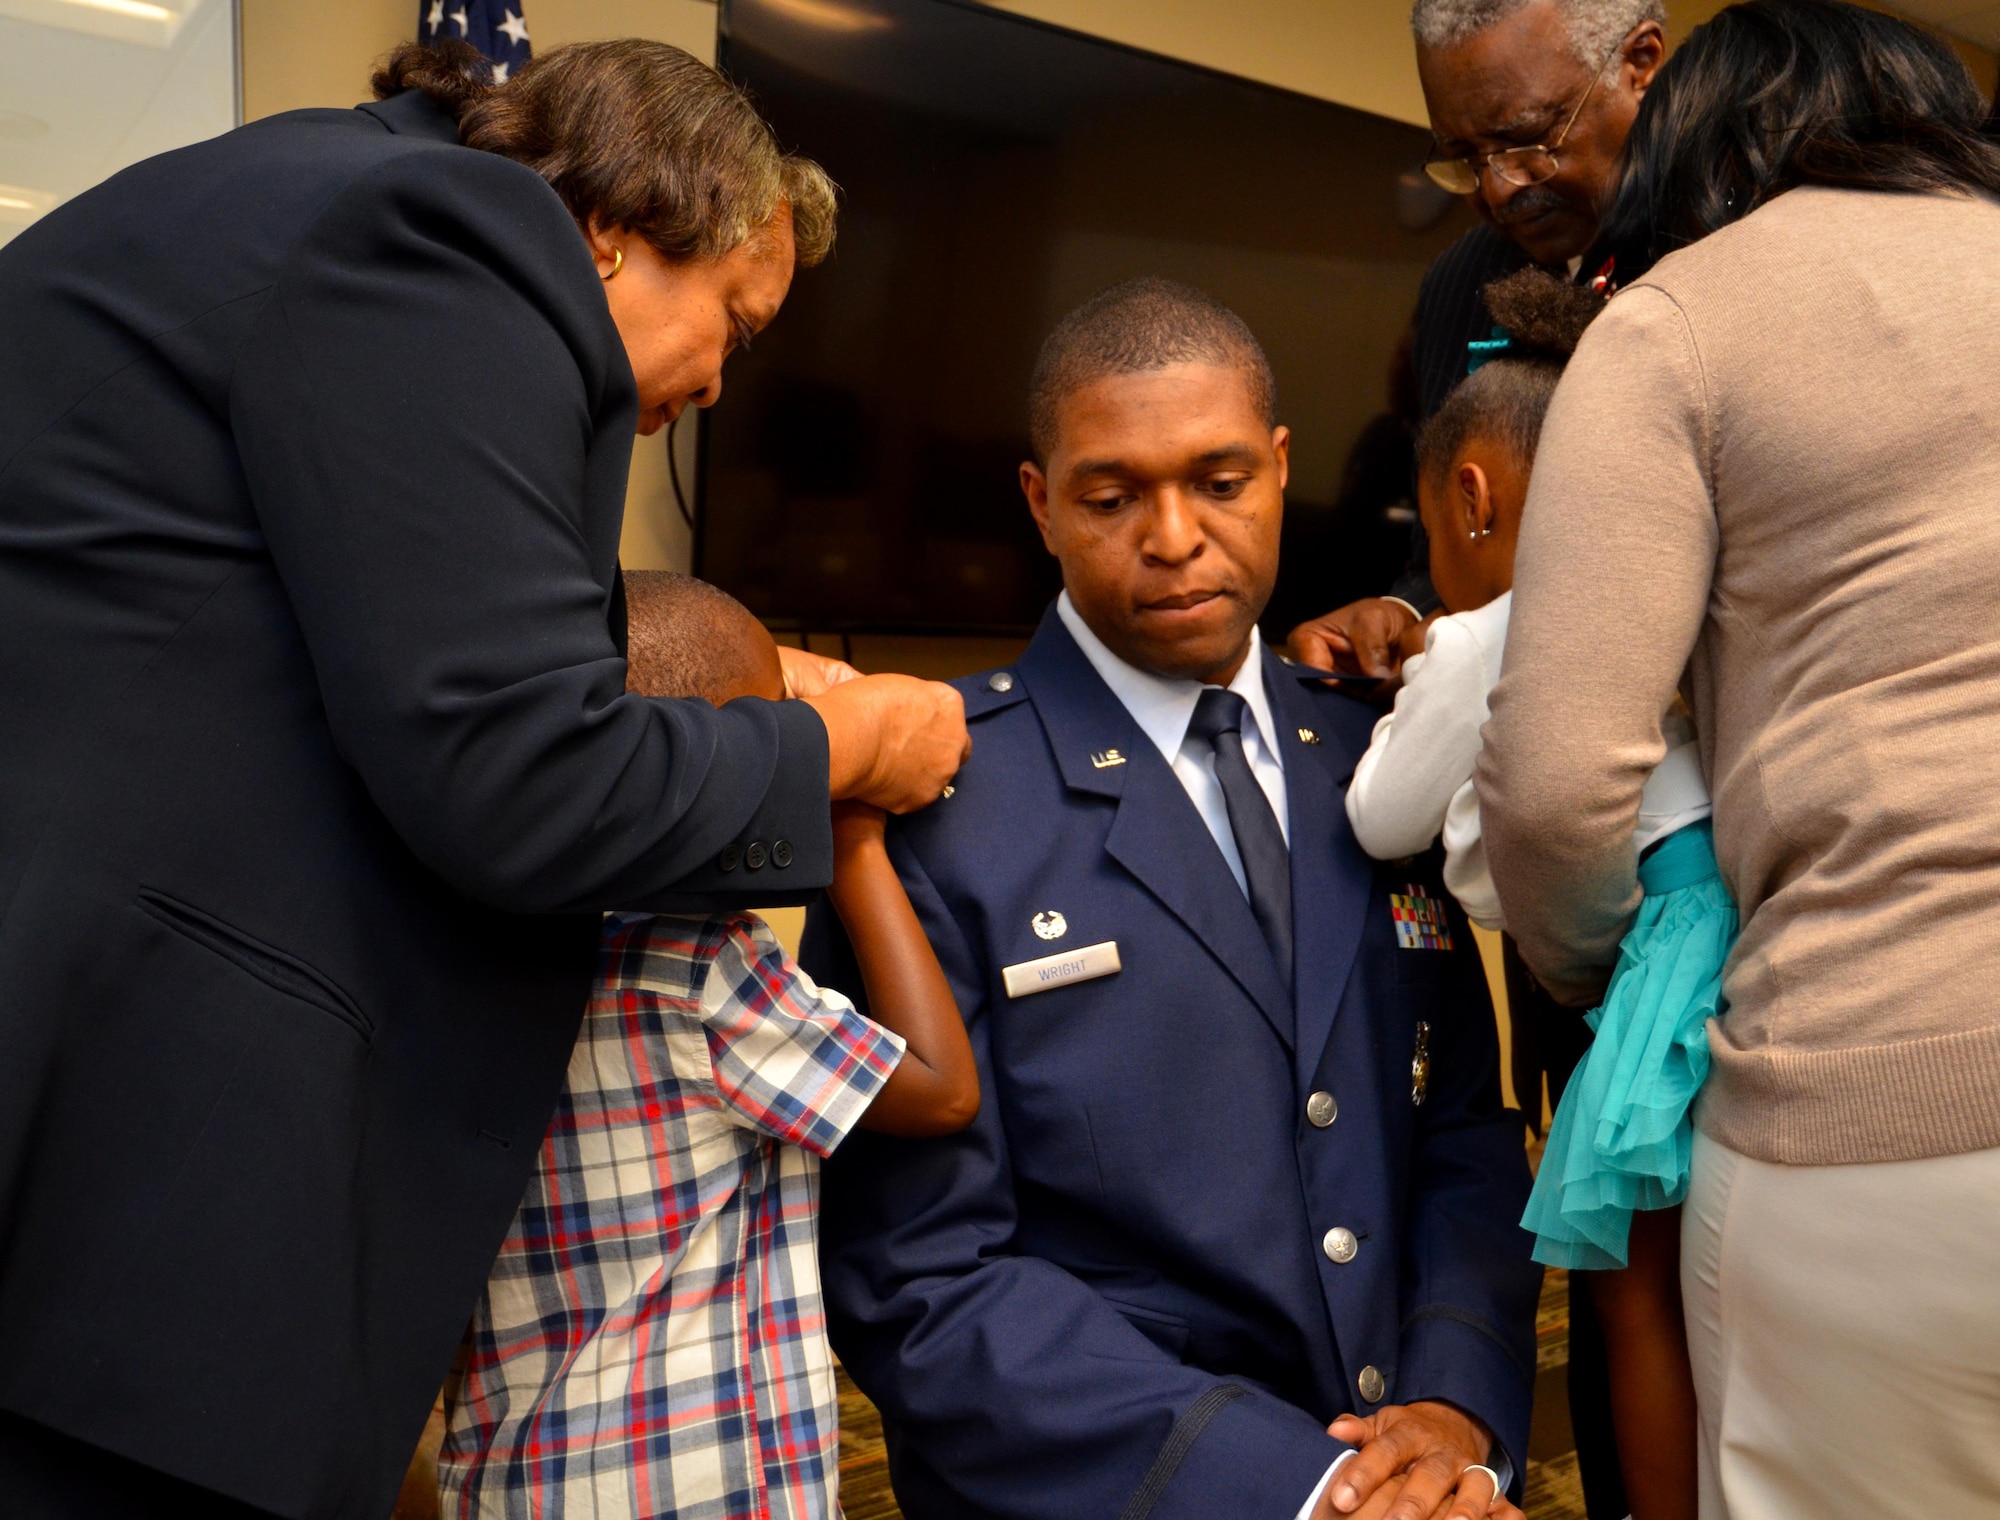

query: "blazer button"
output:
988 670 1014 692
771 839 793 869
1322 1227 1358 1264
1357 1365 1386 1403
745 842 768 870
1306 1091 1338 1128
718 846 741 872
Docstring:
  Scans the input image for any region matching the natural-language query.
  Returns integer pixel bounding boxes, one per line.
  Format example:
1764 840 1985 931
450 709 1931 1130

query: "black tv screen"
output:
701 0 1471 636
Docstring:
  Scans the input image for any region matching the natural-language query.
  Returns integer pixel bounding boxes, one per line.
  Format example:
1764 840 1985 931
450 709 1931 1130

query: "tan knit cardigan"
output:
1480 186 2000 1166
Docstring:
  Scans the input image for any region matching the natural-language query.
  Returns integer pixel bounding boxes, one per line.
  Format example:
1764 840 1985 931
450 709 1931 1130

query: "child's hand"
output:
831 799 888 854
778 644 864 697
1396 612 1438 667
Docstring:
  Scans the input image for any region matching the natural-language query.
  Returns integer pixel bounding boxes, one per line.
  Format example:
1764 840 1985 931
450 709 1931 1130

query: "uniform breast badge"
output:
1389 885 1455 951
1031 910 1067 941
1411 1020 1432 1107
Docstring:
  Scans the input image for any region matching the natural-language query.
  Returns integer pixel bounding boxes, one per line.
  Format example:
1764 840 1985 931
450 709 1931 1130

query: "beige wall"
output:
988 0 1996 132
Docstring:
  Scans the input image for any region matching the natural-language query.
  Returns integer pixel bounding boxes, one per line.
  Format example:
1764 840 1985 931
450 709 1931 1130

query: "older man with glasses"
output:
1286 6 1666 1520
1290 0 1665 679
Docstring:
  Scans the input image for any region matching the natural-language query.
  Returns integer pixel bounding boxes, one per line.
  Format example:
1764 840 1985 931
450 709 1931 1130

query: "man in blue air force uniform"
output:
803 280 1537 1520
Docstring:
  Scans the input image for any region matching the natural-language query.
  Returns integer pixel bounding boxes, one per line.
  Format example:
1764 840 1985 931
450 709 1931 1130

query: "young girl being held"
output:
1345 271 1732 1520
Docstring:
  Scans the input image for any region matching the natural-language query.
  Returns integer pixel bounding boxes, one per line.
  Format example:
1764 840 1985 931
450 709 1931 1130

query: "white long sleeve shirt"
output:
1345 591 1711 930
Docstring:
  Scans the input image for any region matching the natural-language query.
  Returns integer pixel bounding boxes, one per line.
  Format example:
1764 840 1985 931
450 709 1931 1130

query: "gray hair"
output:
1410 0 1664 74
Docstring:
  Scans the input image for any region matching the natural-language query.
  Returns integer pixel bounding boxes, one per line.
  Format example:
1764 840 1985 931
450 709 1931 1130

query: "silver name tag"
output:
1002 940 1121 998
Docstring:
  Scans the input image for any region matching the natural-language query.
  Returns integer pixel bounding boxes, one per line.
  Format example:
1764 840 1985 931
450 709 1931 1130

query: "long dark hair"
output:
1600 0 2000 269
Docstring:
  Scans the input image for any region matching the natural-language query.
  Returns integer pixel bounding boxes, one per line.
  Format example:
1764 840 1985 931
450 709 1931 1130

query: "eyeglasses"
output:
1422 50 1612 195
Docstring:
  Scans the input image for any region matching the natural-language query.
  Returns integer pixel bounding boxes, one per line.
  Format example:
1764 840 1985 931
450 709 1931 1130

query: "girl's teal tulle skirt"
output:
1520 821 1737 1270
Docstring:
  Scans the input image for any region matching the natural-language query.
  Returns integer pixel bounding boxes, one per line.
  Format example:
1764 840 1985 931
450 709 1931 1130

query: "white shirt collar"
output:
1056 591 1284 772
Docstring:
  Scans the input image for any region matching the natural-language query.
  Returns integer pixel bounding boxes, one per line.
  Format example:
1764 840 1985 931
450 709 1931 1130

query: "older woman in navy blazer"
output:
0 40 965 1518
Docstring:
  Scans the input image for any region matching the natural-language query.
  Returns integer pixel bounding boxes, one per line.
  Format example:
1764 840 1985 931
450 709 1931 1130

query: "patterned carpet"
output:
835 1268 1590 1520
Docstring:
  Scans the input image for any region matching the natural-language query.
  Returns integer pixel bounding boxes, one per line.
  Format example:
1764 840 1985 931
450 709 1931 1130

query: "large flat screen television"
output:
700 0 1471 638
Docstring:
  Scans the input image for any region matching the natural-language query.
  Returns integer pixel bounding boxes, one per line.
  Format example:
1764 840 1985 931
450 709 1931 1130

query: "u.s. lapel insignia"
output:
1090 748 1127 769
1297 727 1321 745
1031 910 1067 941
1389 884 1454 951
1411 1020 1432 1107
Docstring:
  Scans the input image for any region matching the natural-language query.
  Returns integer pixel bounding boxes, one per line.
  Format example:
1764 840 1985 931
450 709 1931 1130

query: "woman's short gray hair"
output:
1411 0 1665 74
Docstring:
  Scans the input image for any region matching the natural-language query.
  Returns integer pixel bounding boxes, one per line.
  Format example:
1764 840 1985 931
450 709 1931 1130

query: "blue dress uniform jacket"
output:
0 89 829 1516
804 609 1538 1520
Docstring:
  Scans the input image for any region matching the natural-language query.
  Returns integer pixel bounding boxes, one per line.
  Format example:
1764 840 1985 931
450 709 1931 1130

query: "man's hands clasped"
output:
1316 1402 1520 1520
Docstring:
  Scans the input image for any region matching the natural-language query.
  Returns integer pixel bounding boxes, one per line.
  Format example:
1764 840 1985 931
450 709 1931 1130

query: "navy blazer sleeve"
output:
229 147 829 912
812 842 1350 1520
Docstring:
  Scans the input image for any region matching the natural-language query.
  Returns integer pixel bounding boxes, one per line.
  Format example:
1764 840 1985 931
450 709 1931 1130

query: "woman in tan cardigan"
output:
1477 2 2000 1515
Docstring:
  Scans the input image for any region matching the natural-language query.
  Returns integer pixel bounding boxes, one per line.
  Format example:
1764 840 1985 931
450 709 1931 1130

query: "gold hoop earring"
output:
601 246 623 281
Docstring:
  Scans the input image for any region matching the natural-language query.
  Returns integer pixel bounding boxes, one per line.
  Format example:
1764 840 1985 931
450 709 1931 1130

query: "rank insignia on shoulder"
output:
1297 727 1320 745
1389 885 1454 951
1411 1020 1432 1107
1090 748 1127 769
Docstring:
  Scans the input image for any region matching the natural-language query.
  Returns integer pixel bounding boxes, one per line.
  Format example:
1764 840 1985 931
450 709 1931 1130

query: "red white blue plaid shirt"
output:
439 911 903 1520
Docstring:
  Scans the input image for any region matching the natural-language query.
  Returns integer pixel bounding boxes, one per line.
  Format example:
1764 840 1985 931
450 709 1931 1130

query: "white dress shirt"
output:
1057 592 1287 898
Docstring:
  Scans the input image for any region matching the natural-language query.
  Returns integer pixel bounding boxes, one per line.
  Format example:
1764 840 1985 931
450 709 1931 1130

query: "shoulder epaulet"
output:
955 666 1032 721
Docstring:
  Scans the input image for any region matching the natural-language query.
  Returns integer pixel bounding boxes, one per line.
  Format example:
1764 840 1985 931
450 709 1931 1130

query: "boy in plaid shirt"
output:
439 575 978 1520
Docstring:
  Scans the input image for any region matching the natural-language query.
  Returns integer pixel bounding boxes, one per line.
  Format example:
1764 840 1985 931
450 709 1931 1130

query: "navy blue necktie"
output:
1187 687 1293 985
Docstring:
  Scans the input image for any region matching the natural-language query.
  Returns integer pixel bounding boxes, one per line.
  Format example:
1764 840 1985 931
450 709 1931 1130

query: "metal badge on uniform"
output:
1389 884 1454 952
1411 1020 1432 1107
1031 910 1067 941
1090 748 1127 769
1002 941 1121 998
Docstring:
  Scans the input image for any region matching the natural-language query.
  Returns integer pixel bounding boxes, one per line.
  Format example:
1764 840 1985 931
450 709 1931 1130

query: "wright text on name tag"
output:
1002 940 1122 998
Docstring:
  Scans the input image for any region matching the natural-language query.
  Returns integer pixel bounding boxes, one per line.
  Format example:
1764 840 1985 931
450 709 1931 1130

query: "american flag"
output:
418 0 531 83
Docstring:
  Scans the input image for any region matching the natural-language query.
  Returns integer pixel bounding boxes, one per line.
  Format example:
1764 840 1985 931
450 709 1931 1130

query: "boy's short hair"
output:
624 571 783 704
1416 268 1603 487
1027 278 1276 464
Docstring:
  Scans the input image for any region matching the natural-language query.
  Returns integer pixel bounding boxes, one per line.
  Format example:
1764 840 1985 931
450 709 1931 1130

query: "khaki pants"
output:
1682 1129 2000 1518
